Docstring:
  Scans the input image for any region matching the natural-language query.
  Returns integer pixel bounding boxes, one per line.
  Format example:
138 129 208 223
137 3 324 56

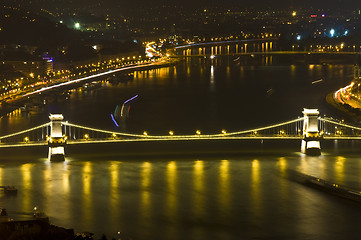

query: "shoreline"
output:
325 91 361 121
326 91 361 121
0 58 179 118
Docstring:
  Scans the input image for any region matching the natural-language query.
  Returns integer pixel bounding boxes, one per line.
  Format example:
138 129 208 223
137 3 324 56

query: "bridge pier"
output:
48 114 66 161
301 109 321 156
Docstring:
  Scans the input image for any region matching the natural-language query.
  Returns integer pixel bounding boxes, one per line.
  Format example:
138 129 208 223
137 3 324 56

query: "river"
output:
1 55 361 239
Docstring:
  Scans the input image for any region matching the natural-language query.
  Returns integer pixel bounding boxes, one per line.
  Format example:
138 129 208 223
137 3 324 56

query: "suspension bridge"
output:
1 109 361 160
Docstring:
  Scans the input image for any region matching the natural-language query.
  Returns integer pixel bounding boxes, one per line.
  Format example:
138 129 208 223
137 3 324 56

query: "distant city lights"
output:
74 22 80 29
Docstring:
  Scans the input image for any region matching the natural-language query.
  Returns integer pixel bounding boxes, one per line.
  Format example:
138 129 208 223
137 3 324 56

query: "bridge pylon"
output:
48 114 67 161
301 108 321 156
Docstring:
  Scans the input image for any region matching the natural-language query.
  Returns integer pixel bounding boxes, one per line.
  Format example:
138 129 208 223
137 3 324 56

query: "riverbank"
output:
326 91 361 121
0 219 74 240
0 57 179 118
291 170 361 204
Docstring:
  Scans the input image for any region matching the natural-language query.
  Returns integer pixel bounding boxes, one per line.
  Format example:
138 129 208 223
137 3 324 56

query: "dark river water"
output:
1 55 361 239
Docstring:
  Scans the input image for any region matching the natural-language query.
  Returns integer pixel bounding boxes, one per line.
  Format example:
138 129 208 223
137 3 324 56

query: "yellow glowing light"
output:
143 131 148 136
196 130 201 135
292 11 297 17
169 131 174 136
24 137 29 142
221 129 227 134
84 134 89 139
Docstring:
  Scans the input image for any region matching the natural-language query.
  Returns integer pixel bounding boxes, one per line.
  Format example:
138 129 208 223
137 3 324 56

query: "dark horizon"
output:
4 0 361 12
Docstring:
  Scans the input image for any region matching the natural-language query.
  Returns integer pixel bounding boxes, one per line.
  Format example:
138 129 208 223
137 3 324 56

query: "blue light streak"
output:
110 114 119 127
123 95 138 104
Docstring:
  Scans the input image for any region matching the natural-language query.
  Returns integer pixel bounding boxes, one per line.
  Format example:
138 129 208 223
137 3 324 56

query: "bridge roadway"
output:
1 115 361 148
0 136 304 148
0 58 175 116
22 59 172 98
174 38 278 49
4 135 361 148
175 51 361 57
2 110 361 160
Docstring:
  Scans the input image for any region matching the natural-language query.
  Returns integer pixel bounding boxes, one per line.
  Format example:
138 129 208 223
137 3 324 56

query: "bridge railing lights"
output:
169 131 174 136
24 137 29 143
84 134 89 140
112 133 117 139
143 131 148 136
196 130 201 135
221 129 227 135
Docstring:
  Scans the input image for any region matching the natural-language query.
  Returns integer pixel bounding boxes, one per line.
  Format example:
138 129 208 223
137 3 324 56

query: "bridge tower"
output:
301 109 321 155
48 114 66 161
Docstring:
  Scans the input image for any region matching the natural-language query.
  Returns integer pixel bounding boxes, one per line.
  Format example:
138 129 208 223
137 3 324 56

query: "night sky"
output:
6 0 361 10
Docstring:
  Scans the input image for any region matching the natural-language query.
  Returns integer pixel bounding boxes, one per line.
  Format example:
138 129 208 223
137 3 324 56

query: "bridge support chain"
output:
301 109 322 156
48 114 67 161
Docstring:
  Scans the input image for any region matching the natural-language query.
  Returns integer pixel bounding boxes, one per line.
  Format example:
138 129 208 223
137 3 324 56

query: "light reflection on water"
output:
335 156 346 183
21 163 33 211
0 156 361 239
251 159 261 224
166 161 177 217
0 167 2 186
218 160 230 219
1 55 361 239
82 162 92 226
140 161 151 231
193 160 205 217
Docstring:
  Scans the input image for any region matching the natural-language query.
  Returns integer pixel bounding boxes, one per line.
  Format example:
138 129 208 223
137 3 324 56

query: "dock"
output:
292 171 361 203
